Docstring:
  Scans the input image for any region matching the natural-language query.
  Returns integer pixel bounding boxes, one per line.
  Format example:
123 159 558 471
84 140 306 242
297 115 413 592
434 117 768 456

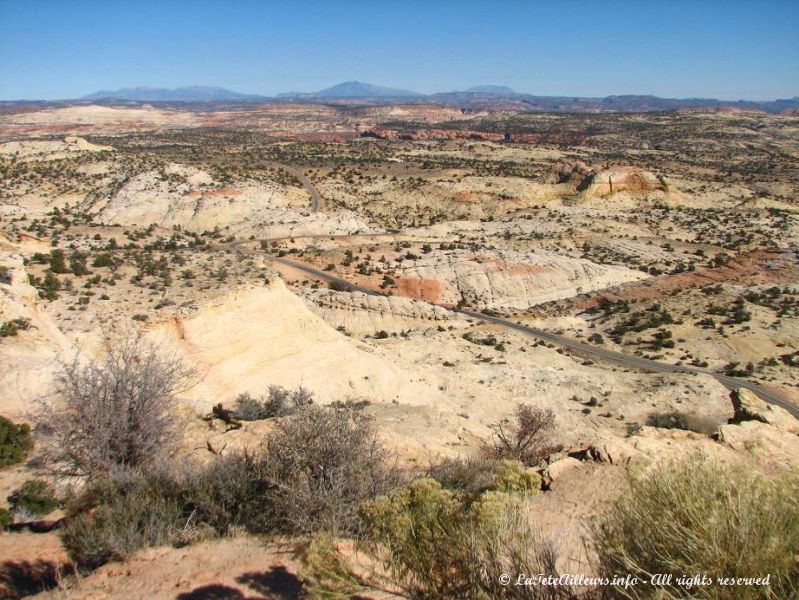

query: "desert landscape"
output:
1 1 798 595
1 93 797 598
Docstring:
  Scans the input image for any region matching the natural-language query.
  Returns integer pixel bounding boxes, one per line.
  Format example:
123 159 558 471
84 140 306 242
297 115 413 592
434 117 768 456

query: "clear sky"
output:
1 0 797 101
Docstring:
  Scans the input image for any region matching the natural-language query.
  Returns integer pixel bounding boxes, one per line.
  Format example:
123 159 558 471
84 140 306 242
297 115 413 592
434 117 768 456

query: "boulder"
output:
543 456 582 483
729 388 799 434
717 420 799 468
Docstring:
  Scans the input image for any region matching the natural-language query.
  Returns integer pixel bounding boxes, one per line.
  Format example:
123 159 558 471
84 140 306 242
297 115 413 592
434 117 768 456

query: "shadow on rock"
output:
0 559 73 599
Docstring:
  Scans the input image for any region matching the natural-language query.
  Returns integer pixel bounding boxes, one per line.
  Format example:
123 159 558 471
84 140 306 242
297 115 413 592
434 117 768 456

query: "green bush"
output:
61 474 187 569
428 457 541 495
233 385 313 421
0 508 11 530
263 404 398 536
357 478 570 600
0 318 31 338
0 416 33 468
592 457 799 599
9 480 59 519
60 454 270 568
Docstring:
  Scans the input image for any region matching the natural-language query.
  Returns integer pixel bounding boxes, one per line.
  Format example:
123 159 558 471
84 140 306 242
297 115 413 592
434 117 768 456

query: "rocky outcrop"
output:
393 249 647 309
728 388 799 433
145 279 450 411
547 160 593 185
546 161 669 200
578 167 669 199
95 163 375 237
304 288 462 334
716 388 799 467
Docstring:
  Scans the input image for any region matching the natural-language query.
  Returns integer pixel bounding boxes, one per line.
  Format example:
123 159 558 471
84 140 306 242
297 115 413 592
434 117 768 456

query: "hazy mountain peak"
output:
82 86 262 101
312 81 422 98
463 85 517 95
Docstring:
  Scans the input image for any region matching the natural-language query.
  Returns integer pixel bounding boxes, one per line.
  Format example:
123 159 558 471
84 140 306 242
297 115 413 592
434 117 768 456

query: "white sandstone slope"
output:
146 279 450 412
0 248 76 419
394 249 648 309
304 288 464 335
0 136 114 160
95 163 375 236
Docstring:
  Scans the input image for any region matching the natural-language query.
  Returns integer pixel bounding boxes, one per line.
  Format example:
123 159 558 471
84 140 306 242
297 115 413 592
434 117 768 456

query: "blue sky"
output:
1 0 797 100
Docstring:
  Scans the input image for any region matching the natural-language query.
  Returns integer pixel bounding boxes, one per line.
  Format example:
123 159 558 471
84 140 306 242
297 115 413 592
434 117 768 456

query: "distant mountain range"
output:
79 82 799 114
278 81 424 99
82 85 263 101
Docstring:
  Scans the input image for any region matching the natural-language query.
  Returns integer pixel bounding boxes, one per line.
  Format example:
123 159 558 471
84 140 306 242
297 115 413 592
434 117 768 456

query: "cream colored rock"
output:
0 251 76 419
94 163 375 237
579 167 669 200
304 288 464 334
717 420 799 467
145 279 451 413
393 248 647 309
0 136 113 160
543 456 583 482
730 388 799 433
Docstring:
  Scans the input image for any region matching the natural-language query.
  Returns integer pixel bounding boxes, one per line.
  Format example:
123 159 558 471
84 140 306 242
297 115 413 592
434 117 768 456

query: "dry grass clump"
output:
592 456 799 599
303 474 575 600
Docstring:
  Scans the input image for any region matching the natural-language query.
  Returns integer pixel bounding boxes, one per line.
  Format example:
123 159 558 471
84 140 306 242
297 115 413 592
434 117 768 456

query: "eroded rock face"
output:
578 167 669 199
93 162 374 237
393 249 647 309
547 160 593 185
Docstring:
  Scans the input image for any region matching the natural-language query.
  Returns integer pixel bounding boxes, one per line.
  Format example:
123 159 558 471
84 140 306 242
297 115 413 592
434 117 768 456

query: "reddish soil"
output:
394 277 446 303
575 250 799 310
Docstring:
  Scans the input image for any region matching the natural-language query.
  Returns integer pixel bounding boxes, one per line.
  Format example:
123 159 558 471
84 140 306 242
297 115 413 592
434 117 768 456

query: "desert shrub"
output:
485 403 558 466
592 457 799 599
358 478 575 600
167 453 271 535
233 385 313 421
361 478 470 598
263 404 398 536
0 318 31 337
646 411 688 429
0 508 11 529
61 473 188 569
428 457 541 495
8 480 59 519
645 411 720 435
60 454 270 569
299 533 375 598
40 335 194 478
0 416 33 469
427 456 501 494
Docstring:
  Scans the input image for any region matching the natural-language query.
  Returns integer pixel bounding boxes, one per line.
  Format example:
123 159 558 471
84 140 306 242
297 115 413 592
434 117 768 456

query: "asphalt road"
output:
272 164 320 212
268 255 799 420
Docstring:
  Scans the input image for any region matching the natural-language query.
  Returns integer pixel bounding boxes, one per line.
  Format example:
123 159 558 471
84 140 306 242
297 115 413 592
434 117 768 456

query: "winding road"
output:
268 257 799 421
265 166 799 420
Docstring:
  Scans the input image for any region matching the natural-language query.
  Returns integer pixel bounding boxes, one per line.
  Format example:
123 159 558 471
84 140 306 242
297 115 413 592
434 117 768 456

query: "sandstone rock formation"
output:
546 161 670 201
729 387 799 433
0 249 76 419
578 166 669 200
393 249 647 309
93 163 375 237
145 280 450 411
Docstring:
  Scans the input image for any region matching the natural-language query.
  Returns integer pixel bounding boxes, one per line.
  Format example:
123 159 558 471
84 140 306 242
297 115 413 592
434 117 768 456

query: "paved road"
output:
267 255 799 420
268 163 321 212
459 310 799 419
